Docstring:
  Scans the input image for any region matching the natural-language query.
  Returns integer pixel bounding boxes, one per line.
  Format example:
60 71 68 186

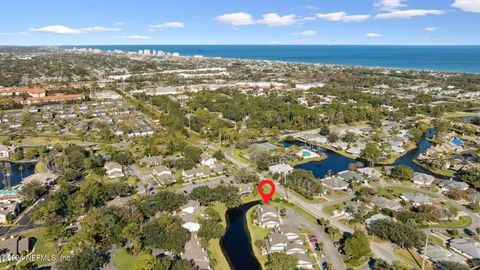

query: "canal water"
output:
0 161 36 189
282 129 454 180
221 201 261 270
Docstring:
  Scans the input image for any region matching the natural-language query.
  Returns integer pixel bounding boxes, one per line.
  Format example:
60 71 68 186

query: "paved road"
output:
224 147 397 264
283 208 346 270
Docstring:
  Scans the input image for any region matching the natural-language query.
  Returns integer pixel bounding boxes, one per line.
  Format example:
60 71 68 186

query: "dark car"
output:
314 242 321 251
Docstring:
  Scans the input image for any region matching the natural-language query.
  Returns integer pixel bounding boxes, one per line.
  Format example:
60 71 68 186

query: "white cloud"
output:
365 32 382 37
115 22 127 26
29 25 83 34
294 30 317 36
303 5 319 10
374 0 407 11
269 41 282 44
0 32 27 36
215 12 255 25
425 27 437 32
149 21 184 29
80 26 121 33
118 35 150 40
29 25 121 34
376 9 444 19
452 0 480 13
316 12 371 22
257 13 296 26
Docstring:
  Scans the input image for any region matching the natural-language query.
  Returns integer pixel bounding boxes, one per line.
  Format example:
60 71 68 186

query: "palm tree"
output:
19 165 24 181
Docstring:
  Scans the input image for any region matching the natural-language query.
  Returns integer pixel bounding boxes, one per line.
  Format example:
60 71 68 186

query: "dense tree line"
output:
369 219 425 249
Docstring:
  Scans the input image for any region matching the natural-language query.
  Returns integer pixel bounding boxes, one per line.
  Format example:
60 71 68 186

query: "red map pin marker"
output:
258 179 275 204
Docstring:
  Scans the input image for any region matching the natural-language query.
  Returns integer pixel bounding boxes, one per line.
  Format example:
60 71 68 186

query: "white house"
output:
413 172 435 186
256 204 281 228
104 161 125 179
0 145 15 159
294 253 314 269
200 153 217 167
268 164 294 175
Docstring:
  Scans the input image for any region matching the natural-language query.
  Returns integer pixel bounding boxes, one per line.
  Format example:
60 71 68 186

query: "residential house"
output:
275 225 300 242
104 161 125 179
151 165 176 185
256 204 281 228
468 193 480 204
421 245 466 264
413 172 435 186
235 183 253 195
400 193 432 206
322 177 349 190
182 235 211 270
210 163 225 174
182 168 210 181
370 196 402 211
140 156 163 167
285 242 307 255
200 153 217 167
0 237 34 262
365 214 390 228
440 180 469 192
357 167 382 179
293 253 314 269
0 145 15 159
265 232 288 253
268 164 294 175
180 200 205 233
449 238 480 259
337 170 363 182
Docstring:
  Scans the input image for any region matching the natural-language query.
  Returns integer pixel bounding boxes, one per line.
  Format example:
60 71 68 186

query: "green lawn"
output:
114 249 147 270
378 186 438 198
394 248 433 270
21 229 58 266
207 202 231 270
231 149 253 164
421 216 472 229
246 205 271 269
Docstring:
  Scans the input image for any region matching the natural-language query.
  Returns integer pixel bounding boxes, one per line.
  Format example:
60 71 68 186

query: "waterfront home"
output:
421 245 466 264
449 238 480 259
400 193 432 206
22 173 59 186
370 196 402 211
346 147 363 156
413 172 435 186
256 204 281 228
200 153 217 167
0 145 15 159
331 141 348 150
365 214 390 229
439 180 469 192
182 235 211 270
140 156 163 167
265 232 288 253
104 161 125 179
357 167 382 179
337 170 363 182
0 237 34 262
285 242 307 255
293 253 314 269
321 177 349 190
268 163 294 175
0 200 21 223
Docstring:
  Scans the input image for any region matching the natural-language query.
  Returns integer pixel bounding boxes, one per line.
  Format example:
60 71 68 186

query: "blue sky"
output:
0 0 479 45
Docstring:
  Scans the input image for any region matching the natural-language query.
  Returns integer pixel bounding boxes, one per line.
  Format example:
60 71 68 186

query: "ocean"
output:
62 45 480 74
